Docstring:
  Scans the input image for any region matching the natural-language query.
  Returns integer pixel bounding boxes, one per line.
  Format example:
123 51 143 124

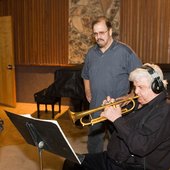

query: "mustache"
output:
97 38 104 42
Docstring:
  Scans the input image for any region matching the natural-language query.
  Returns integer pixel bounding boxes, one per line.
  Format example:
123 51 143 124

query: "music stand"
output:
5 111 84 170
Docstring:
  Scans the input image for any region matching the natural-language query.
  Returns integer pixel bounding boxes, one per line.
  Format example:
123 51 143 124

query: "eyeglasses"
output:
92 30 108 37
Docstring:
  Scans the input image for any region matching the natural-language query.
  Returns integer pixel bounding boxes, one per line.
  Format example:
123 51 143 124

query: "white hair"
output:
129 63 168 89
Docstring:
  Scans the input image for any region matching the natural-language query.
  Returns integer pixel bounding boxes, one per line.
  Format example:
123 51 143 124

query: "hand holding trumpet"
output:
101 96 122 122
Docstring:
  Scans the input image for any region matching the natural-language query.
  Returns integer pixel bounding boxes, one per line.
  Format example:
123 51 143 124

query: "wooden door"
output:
0 16 16 107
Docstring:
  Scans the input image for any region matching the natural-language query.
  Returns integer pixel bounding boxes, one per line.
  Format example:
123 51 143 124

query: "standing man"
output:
81 16 142 153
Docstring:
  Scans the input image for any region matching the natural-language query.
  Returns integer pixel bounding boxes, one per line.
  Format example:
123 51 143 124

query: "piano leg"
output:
37 103 40 118
45 104 48 112
51 104 54 119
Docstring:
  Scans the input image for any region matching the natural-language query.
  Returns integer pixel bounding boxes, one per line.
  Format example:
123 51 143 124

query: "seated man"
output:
63 63 170 170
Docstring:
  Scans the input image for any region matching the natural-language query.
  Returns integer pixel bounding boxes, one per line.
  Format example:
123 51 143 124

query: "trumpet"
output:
69 96 139 126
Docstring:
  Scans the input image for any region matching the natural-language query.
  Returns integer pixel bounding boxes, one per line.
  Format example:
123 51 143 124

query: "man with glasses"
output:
81 16 142 153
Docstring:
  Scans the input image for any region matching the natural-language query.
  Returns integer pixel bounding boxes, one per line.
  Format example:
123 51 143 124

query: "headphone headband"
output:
141 65 164 94
141 65 159 79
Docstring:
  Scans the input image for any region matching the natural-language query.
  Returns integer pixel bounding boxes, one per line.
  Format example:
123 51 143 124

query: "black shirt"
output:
107 91 170 170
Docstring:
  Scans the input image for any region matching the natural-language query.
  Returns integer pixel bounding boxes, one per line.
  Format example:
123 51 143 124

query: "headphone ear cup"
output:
141 65 164 94
151 78 164 94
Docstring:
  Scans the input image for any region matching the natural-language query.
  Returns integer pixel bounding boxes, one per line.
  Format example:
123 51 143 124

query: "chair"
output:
34 88 61 119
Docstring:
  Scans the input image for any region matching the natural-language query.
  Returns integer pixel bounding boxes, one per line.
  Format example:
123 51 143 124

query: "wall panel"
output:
120 0 170 64
0 0 68 65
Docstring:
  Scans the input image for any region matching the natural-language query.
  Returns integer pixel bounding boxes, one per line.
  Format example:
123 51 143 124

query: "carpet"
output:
0 102 89 170
0 144 64 170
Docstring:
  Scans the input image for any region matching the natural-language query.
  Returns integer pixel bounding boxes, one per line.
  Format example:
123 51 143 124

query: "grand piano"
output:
34 64 89 119
53 64 89 112
34 65 89 118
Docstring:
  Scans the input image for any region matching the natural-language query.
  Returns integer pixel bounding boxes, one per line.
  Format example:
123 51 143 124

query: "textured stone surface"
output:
69 0 120 64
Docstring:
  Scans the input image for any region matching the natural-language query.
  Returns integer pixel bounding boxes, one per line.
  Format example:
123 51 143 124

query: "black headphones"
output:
141 65 164 94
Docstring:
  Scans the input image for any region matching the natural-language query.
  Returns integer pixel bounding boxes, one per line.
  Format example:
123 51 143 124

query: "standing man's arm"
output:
84 79 91 103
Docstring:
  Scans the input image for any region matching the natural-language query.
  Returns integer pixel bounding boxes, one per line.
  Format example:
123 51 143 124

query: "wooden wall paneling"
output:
145 1 150 62
0 0 68 65
148 0 154 63
168 1 170 63
120 0 170 64
136 1 142 59
151 1 158 62
139 1 144 61
156 0 160 63
161 0 170 63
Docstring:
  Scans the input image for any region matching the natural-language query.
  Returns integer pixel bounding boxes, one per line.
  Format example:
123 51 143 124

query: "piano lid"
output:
52 65 85 99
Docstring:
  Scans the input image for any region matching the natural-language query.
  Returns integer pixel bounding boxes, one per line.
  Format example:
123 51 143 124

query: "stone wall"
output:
68 0 120 64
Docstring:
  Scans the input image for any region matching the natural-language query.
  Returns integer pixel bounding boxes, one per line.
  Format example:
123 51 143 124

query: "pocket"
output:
124 163 144 170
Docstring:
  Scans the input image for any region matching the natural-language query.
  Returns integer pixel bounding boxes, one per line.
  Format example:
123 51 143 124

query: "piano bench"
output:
34 89 61 119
